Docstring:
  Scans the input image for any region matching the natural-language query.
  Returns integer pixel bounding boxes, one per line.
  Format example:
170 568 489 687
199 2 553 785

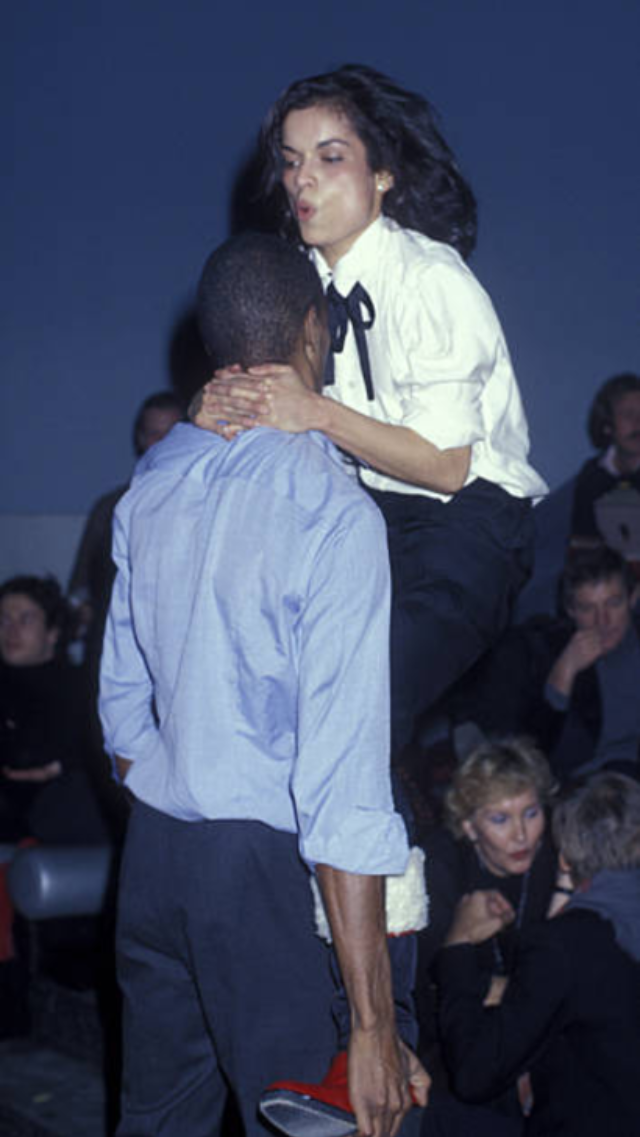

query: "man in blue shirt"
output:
99 233 427 1137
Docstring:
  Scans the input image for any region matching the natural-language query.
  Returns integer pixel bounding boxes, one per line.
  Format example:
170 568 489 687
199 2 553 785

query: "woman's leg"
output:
368 482 534 761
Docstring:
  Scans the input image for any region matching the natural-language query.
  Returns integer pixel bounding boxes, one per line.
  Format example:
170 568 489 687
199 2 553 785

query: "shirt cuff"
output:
300 807 410 876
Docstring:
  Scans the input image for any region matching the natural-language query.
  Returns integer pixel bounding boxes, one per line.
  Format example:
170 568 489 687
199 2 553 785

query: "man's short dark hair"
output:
587 372 640 450
0 575 69 635
196 232 326 370
562 546 635 612
133 390 186 456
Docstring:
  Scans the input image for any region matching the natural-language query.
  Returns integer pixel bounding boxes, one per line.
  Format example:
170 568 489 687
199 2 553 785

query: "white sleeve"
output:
392 259 506 451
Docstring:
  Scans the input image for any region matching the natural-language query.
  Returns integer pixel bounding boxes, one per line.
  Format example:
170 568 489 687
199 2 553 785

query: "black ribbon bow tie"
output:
324 282 376 401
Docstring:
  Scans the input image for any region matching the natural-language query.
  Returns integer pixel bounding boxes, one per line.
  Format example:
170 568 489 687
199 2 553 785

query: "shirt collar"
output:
309 215 389 293
600 446 620 476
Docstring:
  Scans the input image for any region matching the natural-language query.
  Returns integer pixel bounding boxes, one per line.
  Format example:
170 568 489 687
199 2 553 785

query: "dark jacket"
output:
571 455 640 541
436 885 640 1137
418 827 557 977
455 613 640 779
415 827 557 1065
0 660 108 844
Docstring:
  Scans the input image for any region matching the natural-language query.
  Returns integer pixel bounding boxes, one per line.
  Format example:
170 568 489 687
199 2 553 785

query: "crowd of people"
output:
3 62 639 1137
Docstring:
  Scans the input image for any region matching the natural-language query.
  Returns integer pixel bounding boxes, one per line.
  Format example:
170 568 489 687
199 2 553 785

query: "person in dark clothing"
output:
418 740 558 978
0 575 108 844
436 771 640 1137
571 371 640 547
455 546 640 782
415 740 559 1074
68 390 186 674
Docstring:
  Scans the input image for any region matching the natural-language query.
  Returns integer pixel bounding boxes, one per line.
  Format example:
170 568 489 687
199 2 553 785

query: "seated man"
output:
99 233 429 1137
571 371 640 549
68 389 185 675
436 771 640 1137
455 546 640 781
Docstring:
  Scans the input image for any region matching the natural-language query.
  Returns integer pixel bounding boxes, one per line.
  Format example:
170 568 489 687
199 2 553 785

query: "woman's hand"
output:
195 363 320 439
399 1039 431 1108
547 865 575 918
444 889 515 947
483 974 509 1007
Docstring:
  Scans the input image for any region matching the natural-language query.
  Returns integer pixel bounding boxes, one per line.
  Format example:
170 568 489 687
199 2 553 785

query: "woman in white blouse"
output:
199 64 547 761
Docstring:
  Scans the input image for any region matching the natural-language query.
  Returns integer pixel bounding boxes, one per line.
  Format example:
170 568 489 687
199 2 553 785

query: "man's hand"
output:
445 889 515 947
547 628 609 697
348 1024 409 1137
348 1030 429 1137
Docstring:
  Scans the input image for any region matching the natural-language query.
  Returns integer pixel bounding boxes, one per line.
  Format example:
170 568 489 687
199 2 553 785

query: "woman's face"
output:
280 104 390 268
462 788 545 877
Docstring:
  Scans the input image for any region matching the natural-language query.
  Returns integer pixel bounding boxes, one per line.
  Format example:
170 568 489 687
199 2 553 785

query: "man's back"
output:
102 421 403 870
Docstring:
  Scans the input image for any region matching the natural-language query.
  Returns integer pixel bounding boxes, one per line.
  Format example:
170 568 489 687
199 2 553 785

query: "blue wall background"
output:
3 0 639 515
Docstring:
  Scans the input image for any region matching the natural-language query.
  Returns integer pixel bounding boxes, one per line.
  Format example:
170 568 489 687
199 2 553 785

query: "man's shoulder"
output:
233 429 379 510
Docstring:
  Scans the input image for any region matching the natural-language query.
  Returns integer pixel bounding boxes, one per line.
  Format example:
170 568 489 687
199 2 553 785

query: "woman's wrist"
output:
310 391 333 433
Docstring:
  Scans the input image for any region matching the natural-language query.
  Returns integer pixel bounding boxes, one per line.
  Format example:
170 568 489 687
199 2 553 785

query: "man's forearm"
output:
315 866 393 1031
315 865 413 1137
115 755 133 783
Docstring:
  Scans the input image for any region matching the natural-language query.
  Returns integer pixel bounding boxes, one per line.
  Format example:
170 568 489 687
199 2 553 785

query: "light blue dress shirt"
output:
99 422 409 875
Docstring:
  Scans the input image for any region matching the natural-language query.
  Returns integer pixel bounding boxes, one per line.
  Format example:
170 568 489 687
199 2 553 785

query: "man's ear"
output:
302 306 329 392
302 305 324 358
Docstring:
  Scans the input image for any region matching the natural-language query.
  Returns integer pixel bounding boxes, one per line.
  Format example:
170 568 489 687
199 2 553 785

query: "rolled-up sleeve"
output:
392 261 501 451
292 501 409 874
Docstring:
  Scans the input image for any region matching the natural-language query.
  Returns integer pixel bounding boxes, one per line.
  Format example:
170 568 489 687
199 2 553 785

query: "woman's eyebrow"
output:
281 137 352 154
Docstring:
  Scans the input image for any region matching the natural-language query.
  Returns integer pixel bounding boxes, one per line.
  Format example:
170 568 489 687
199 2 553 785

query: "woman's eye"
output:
488 814 507 825
524 806 541 820
281 156 300 170
322 155 343 163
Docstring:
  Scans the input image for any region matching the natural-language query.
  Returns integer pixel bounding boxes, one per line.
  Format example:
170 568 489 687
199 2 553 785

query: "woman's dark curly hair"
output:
258 64 477 261
587 372 640 450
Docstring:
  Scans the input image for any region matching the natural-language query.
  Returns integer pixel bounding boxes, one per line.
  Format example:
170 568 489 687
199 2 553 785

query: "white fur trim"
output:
311 847 428 944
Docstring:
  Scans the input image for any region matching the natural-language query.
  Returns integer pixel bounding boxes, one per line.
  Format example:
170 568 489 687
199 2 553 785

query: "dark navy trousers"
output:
367 479 534 761
115 803 336 1137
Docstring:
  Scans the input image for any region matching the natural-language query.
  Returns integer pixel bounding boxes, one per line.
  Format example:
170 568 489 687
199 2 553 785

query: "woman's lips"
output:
296 201 315 222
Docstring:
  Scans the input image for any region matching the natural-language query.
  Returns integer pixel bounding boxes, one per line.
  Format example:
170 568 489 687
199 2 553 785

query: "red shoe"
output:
260 1053 356 1137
